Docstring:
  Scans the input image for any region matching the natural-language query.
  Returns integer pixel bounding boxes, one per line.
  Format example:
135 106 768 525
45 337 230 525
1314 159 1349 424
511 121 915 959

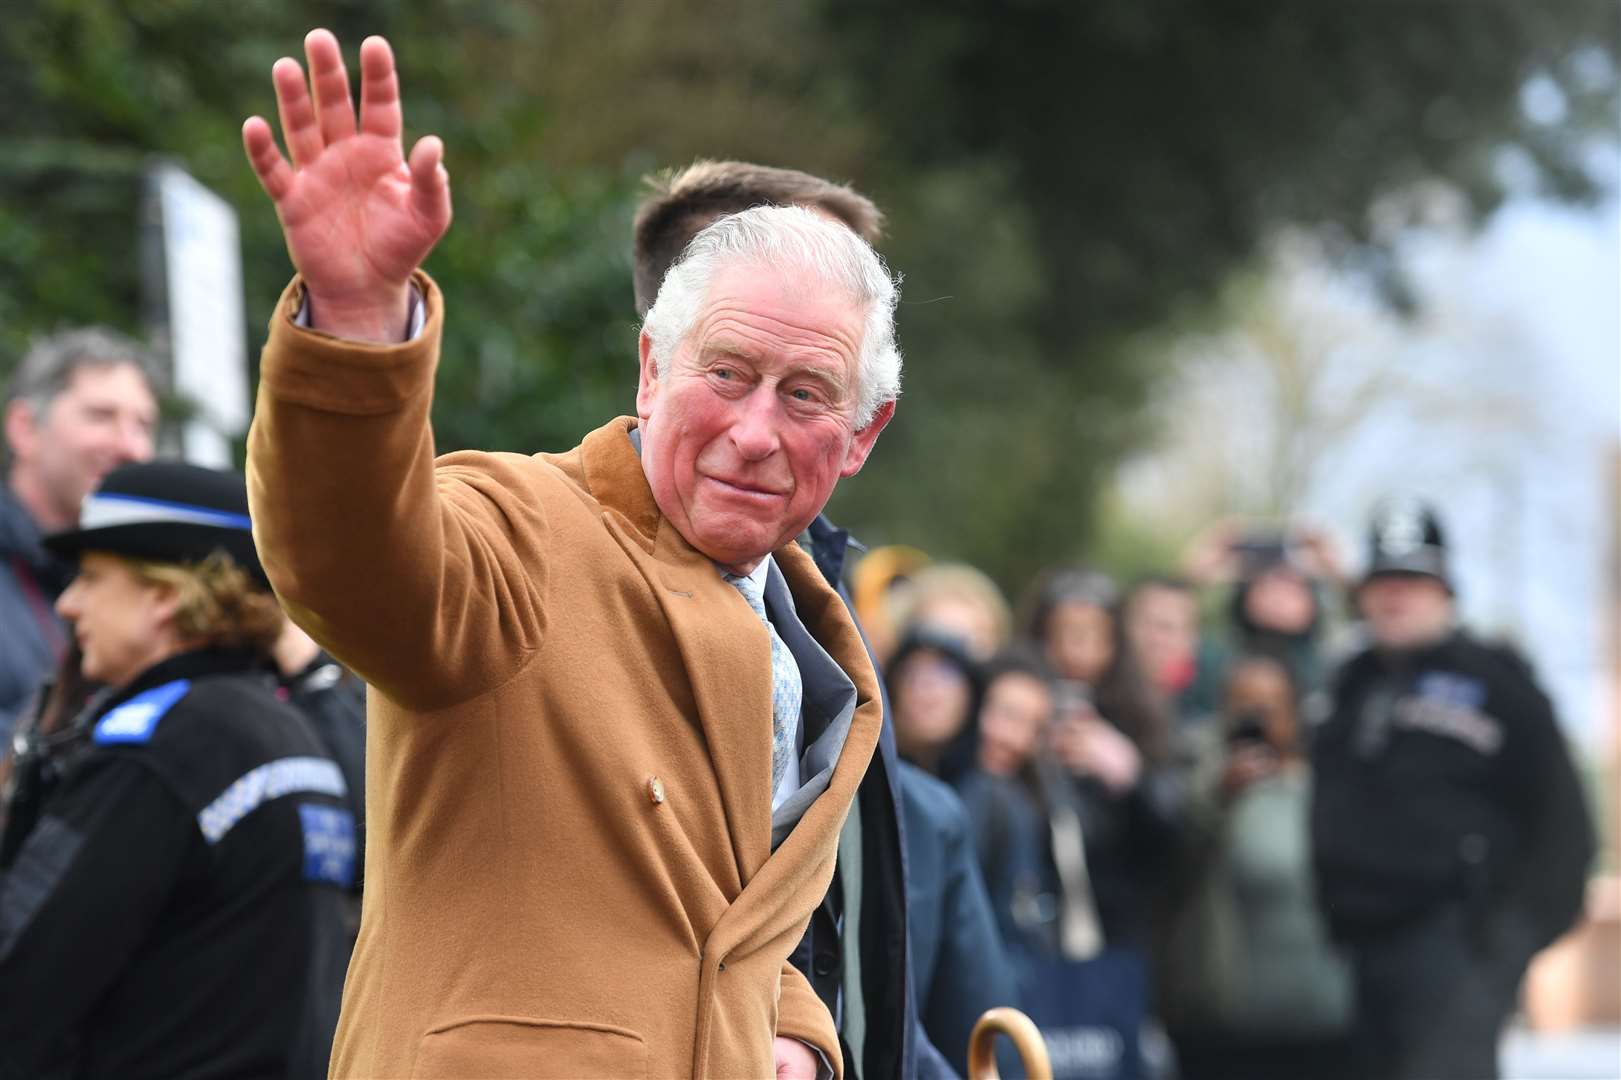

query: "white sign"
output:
155 164 248 468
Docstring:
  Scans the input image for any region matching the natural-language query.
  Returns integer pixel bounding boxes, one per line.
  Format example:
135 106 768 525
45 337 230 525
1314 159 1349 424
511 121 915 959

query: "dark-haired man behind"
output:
635 161 1013 1079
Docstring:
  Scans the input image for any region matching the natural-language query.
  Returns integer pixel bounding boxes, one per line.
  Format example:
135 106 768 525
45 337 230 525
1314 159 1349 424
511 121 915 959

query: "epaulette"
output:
92 679 192 745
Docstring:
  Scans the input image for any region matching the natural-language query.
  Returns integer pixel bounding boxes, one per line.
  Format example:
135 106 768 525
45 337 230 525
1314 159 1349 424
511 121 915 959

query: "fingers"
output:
242 117 296 204
358 36 403 143
305 29 357 147
272 56 324 168
408 136 453 233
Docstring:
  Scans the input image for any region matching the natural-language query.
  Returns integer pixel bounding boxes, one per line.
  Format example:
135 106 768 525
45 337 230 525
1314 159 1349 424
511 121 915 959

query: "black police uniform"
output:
0 647 356 1080
1310 631 1594 1080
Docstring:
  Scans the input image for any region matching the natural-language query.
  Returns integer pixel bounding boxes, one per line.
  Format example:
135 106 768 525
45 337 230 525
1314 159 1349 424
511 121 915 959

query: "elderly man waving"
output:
241 29 897 1080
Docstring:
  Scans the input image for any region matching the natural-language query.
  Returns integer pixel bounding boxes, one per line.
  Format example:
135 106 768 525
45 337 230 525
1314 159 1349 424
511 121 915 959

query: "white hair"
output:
641 204 902 429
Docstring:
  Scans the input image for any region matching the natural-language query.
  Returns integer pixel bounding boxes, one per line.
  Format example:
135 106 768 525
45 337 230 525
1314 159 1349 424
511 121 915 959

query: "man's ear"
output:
840 399 896 479
635 331 660 421
3 399 40 467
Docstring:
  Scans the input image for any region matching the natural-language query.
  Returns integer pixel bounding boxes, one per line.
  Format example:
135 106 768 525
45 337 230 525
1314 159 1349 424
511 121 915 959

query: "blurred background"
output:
2 1 1617 1069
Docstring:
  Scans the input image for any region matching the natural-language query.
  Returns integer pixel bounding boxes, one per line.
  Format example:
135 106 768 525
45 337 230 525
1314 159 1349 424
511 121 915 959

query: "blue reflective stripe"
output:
92 679 192 745
197 757 347 844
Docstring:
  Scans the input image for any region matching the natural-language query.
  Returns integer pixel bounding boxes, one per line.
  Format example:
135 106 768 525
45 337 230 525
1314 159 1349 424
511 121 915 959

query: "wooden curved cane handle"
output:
967 1006 1052 1080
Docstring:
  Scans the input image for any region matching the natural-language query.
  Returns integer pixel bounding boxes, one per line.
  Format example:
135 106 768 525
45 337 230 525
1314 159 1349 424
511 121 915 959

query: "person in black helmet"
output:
1309 498 1595 1080
0 461 353 1080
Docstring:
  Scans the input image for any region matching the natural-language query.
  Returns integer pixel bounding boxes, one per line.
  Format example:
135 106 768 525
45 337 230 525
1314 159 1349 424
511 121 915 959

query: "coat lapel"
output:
580 419 774 882
576 418 882 929
705 534 884 965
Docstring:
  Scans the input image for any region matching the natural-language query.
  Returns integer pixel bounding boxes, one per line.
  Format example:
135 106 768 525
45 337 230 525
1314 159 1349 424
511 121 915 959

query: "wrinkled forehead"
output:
688 261 866 358
702 254 865 311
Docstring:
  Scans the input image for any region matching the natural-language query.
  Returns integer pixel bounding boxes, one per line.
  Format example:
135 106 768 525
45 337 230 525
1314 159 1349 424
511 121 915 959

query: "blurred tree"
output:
812 0 1619 586
1 0 1614 592
0 0 639 456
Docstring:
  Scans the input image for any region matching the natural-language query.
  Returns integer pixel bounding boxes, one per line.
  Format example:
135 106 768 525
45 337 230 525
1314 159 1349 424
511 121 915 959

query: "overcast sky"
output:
1115 193 1619 746
1320 196 1619 746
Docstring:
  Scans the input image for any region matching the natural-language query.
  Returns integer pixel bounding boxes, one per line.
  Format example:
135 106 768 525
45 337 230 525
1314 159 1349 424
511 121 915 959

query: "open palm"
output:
243 31 451 342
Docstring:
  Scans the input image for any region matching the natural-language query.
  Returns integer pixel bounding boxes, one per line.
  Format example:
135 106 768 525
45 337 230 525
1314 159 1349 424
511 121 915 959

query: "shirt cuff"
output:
807 1040 834 1080
292 284 427 340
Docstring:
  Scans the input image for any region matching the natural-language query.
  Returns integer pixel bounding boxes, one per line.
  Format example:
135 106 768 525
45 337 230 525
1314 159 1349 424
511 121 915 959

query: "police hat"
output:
1360 497 1451 592
43 461 268 587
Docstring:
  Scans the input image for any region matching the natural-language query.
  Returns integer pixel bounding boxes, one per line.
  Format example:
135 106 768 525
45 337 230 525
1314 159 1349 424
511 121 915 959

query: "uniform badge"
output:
92 679 192 745
298 803 357 887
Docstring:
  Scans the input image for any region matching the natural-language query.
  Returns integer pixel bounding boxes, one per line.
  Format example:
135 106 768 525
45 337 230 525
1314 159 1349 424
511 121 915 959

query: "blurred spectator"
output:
956 648 1101 965
958 645 1166 1080
850 543 932 666
1226 562 1327 696
1020 568 1165 760
892 561 1013 661
1160 655 1353 1080
1013 572 1187 1078
977 648 1056 782
1181 519 1348 704
0 462 351 1079
888 627 982 781
885 626 1026 1072
1121 574 1209 722
1 328 158 736
1310 499 1595 1080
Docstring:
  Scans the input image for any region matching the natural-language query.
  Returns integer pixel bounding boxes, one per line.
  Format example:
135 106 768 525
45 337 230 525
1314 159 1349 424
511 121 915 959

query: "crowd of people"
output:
854 508 1596 1080
0 28 1599 1080
0 317 1598 1080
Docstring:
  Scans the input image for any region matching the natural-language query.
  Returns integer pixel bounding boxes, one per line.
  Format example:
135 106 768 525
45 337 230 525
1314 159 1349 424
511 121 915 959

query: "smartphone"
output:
1054 679 1092 716
1230 532 1290 575
1226 709 1270 749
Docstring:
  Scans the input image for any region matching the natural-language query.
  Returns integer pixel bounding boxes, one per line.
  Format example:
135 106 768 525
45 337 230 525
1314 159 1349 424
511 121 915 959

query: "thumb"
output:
408 135 452 234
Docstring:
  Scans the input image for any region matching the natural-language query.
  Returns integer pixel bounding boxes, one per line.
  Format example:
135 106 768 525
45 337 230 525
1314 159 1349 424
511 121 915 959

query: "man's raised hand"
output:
243 31 451 344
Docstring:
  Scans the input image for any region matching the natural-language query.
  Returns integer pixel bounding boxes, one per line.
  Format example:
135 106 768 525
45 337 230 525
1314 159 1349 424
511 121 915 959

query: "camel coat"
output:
245 274 881 1078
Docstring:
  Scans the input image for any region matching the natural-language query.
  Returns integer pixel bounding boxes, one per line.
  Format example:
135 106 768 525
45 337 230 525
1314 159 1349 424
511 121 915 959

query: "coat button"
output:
813 951 840 978
647 777 666 805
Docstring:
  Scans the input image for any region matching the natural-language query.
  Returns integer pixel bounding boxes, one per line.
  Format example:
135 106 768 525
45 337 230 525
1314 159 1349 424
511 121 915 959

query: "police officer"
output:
0 461 354 1079
1310 499 1594 1080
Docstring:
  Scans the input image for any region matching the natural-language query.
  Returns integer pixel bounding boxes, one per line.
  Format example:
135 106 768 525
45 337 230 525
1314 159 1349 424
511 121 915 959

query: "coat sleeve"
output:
247 274 548 711
0 758 194 1076
777 958 843 1079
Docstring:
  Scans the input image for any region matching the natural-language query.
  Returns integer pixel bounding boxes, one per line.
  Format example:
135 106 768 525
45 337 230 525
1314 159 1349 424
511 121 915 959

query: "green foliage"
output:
1 0 1615 591
0 0 641 457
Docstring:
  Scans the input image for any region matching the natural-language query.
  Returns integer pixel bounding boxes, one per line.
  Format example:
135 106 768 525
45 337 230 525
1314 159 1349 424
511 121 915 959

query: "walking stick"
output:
966 1006 1052 1080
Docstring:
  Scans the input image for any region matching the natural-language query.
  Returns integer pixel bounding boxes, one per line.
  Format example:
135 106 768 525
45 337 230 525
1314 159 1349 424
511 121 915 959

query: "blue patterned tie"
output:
725 570 801 797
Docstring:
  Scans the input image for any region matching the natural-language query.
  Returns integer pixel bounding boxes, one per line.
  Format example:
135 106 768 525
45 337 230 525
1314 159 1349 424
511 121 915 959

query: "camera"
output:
1226 709 1270 750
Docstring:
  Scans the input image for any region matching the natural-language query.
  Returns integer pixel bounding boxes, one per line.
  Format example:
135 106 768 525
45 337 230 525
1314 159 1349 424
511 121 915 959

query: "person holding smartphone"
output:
1160 655 1352 1080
